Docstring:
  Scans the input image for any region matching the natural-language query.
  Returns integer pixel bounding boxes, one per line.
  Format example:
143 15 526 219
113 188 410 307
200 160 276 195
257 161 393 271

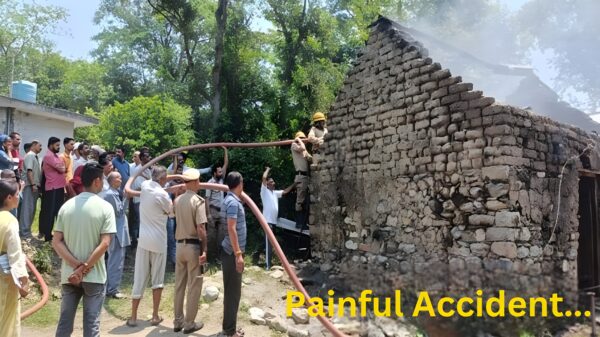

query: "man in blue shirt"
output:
112 146 130 192
220 171 246 337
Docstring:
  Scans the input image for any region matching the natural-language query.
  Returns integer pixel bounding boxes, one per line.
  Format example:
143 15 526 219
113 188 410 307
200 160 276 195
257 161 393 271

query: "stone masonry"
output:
310 16 600 309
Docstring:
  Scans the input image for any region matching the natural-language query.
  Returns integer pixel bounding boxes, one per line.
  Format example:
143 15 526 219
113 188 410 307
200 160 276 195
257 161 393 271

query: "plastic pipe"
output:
124 141 350 337
21 257 49 320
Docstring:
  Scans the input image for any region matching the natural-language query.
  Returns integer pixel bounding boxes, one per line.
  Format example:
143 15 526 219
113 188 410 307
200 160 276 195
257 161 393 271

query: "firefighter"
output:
291 131 311 229
307 112 328 167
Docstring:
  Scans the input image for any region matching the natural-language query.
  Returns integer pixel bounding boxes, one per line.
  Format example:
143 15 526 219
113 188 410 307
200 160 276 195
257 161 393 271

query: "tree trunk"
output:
211 0 228 129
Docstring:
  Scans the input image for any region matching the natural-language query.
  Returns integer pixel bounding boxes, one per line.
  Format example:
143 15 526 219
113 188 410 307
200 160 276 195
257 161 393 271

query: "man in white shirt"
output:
129 148 151 248
98 152 113 198
259 167 295 269
72 142 90 172
129 151 141 175
128 165 173 327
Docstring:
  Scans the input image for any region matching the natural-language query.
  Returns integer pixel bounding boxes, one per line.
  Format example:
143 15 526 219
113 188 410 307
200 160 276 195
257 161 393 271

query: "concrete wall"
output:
310 17 600 304
0 107 74 157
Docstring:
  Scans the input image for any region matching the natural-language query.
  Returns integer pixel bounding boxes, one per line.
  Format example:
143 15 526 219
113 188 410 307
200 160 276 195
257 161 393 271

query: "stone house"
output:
310 16 600 309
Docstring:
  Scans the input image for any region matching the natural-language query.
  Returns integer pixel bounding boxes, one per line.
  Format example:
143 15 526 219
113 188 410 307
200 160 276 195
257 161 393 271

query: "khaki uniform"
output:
173 190 208 331
291 140 310 218
307 126 328 165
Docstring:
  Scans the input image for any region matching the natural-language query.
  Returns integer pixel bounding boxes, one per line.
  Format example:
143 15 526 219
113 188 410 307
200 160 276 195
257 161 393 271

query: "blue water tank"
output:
11 80 37 103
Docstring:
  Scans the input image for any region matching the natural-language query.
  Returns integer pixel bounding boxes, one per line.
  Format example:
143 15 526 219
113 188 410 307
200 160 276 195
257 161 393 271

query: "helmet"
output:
295 131 306 139
312 112 326 123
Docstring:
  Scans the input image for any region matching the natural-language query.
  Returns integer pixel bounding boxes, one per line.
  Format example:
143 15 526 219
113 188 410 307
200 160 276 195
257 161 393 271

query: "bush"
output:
31 242 53 274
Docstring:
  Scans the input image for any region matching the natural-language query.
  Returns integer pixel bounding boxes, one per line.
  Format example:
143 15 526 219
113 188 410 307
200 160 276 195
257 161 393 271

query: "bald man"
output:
103 171 130 298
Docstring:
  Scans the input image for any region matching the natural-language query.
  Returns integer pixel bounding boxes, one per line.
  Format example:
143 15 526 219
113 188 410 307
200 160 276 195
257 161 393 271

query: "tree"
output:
17 49 113 113
92 0 179 102
517 0 600 111
211 0 229 127
0 1 67 93
262 0 399 135
95 95 194 156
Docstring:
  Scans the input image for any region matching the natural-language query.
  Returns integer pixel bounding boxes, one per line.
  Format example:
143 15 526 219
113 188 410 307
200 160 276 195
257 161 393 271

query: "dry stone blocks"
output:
310 16 596 311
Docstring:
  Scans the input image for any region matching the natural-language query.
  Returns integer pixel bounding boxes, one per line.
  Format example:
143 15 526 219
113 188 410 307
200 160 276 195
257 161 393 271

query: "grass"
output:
22 297 63 327
30 199 41 235
21 199 276 329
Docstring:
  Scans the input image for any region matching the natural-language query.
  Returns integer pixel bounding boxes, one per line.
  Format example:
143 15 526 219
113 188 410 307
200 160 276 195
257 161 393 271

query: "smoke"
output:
386 0 600 131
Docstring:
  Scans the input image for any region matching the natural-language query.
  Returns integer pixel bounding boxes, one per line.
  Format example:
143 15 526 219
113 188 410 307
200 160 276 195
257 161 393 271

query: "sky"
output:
42 0 531 60
41 0 101 60
39 0 591 119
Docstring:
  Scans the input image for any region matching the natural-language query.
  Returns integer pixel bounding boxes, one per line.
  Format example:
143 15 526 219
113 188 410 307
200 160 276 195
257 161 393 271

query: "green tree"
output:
95 95 194 156
0 1 67 92
18 49 113 113
262 0 399 135
517 0 600 111
92 0 174 102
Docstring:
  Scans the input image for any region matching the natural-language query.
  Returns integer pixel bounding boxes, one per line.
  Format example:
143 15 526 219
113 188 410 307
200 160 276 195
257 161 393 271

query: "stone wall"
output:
310 17 600 303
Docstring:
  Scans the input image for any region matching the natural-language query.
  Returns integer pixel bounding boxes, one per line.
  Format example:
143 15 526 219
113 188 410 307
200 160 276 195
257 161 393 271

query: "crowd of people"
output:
0 111 328 337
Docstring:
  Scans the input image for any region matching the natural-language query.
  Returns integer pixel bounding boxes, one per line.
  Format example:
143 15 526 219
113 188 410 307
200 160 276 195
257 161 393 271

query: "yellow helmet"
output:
312 111 326 123
295 131 306 139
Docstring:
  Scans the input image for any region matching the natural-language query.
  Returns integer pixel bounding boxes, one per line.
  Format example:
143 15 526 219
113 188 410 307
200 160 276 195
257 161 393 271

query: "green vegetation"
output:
31 242 53 274
21 298 62 328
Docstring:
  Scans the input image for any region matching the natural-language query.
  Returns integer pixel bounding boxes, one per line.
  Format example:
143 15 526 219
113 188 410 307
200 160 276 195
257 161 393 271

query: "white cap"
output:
91 145 105 154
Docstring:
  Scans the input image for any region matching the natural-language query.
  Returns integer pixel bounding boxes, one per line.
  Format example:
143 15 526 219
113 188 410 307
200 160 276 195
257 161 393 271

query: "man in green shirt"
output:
52 162 117 337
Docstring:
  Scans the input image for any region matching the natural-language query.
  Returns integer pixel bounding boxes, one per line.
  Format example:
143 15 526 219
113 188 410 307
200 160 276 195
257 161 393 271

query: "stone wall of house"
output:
310 17 600 303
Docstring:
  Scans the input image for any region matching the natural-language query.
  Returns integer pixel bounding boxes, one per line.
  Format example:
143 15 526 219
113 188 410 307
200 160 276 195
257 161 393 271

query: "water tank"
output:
11 80 37 103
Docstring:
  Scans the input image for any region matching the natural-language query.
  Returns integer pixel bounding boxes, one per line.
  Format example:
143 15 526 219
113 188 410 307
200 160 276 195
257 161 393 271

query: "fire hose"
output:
124 140 350 337
20 257 49 320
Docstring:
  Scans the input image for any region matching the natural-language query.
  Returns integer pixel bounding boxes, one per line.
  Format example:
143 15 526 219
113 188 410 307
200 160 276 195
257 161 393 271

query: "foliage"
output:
0 1 67 92
517 0 600 111
24 52 114 113
7 0 599 256
31 242 53 274
95 95 194 156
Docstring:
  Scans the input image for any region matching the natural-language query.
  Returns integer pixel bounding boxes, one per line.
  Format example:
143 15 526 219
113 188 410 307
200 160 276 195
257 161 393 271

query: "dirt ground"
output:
19 235 331 337
17 238 600 337
21 264 332 337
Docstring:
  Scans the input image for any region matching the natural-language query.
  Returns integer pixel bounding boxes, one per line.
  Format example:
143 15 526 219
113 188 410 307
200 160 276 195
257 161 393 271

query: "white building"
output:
0 95 98 156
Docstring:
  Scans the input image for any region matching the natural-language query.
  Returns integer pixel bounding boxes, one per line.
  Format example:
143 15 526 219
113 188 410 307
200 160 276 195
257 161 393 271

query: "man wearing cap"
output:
90 145 105 162
72 142 89 172
291 132 311 229
308 112 328 167
172 169 207 334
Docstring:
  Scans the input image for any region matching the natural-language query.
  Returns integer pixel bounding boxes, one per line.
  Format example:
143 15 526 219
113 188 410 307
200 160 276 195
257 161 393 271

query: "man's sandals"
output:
125 316 163 327
150 317 164 326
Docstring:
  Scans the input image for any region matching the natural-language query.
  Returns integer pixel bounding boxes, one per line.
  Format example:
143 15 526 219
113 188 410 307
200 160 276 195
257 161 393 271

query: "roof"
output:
0 95 98 127
372 16 600 132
